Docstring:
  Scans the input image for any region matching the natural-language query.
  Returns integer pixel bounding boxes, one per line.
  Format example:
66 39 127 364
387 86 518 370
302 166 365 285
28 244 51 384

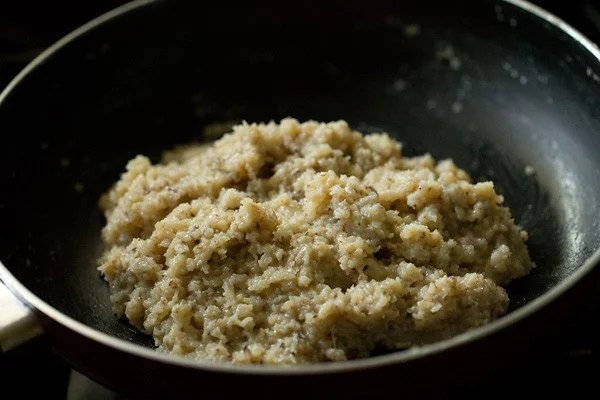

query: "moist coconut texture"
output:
98 118 533 364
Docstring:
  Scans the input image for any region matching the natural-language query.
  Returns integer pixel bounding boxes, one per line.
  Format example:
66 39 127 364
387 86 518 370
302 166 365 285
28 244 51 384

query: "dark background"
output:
0 1 599 398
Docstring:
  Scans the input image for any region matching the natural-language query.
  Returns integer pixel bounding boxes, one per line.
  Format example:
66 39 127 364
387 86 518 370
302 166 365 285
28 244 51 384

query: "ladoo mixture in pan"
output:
98 119 533 364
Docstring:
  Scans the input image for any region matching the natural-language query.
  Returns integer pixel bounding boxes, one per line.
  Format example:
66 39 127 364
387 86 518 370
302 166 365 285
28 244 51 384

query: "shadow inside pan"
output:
1 0 599 351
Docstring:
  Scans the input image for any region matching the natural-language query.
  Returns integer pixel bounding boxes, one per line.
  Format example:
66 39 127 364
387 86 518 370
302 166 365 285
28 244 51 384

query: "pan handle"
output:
0 281 43 352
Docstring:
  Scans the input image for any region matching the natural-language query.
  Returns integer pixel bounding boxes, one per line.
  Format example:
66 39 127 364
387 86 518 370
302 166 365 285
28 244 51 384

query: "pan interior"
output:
1 0 599 350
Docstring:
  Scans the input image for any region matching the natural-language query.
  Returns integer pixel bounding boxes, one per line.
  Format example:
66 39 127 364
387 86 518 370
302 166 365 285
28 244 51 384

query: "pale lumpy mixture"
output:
98 119 533 364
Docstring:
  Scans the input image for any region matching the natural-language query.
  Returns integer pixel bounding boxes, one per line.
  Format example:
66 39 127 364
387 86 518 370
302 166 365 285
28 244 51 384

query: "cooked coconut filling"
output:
98 118 533 364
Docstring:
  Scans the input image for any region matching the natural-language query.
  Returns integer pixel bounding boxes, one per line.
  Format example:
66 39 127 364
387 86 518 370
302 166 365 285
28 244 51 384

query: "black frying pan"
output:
1 0 600 398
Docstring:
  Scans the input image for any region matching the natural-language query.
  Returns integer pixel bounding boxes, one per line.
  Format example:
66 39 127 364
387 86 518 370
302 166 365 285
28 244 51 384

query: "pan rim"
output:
1 0 599 375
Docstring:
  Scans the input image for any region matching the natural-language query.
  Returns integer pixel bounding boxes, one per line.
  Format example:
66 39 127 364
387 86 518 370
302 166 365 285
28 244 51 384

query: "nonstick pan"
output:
1 0 600 398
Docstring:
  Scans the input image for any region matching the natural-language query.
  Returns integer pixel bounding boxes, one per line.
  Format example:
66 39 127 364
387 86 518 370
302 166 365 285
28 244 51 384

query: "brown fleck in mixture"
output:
98 118 533 364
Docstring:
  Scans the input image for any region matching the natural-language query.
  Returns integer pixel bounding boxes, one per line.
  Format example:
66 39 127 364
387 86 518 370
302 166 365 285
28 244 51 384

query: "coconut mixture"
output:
98 118 533 364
